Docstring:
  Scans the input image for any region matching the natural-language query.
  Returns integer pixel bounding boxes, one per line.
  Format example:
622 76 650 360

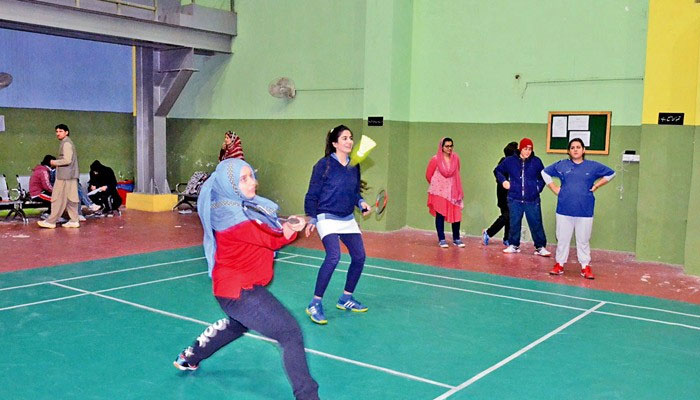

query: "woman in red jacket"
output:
173 158 319 400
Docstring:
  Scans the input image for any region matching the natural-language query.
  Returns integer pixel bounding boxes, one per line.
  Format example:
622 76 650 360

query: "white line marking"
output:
0 257 206 292
50 281 454 390
433 302 607 400
0 293 89 312
277 259 700 330
278 251 700 319
3 256 698 331
594 310 700 331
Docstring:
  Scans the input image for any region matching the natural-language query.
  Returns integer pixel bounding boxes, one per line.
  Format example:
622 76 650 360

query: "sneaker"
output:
40 212 50 220
37 220 56 229
336 296 368 312
89 203 102 212
438 240 449 248
482 230 490 246
173 349 199 371
549 263 564 275
78 215 86 222
62 221 80 228
534 247 552 257
502 245 520 253
581 265 595 280
305 302 327 325
453 239 466 248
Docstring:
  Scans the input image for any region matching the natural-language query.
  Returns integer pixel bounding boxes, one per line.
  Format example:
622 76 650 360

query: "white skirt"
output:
315 213 361 240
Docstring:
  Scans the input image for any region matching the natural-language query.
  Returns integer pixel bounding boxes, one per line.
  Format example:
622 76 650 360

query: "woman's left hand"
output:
360 201 371 216
285 215 307 232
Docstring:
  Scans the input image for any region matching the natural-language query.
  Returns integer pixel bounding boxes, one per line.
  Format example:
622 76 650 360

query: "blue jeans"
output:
507 199 547 249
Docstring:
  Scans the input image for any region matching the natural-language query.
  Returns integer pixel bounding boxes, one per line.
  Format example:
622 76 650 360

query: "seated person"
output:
219 130 245 161
88 160 122 213
29 155 55 212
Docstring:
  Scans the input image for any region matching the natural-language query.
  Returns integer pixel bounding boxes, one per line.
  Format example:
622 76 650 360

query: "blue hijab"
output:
198 158 279 277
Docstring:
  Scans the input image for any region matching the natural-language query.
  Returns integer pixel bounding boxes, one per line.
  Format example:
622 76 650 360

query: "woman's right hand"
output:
305 223 316 237
502 181 511 190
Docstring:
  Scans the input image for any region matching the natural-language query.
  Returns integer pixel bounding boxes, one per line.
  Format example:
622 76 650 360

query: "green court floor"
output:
1 246 698 399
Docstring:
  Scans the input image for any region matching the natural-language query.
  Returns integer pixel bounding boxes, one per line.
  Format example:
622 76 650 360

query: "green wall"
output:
169 0 367 120
636 125 695 264
409 0 647 124
0 108 134 181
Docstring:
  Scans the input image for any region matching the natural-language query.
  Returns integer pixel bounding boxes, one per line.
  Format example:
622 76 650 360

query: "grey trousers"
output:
46 179 79 224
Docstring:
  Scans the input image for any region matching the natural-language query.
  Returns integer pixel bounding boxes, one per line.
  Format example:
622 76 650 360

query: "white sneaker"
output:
37 220 56 229
502 245 520 253
89 204 102 212
62 221 80 228
534 247 551 257
78 215 87 222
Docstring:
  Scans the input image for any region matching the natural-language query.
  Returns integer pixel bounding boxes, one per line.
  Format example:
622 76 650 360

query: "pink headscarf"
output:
430 137 464 203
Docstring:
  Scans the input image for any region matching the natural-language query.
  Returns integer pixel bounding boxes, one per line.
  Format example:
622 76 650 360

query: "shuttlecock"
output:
350 135 377 165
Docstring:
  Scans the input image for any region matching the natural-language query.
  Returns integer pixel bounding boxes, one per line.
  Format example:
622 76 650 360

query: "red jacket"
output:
29 165 53 197
212 220 296 299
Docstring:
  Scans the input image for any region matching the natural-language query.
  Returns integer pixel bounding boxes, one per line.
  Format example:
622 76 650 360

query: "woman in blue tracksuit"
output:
493 137 551 256
303 125 371 325
542 138 615 279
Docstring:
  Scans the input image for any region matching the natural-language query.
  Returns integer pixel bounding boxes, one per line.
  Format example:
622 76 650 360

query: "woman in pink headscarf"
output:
426 137 465 248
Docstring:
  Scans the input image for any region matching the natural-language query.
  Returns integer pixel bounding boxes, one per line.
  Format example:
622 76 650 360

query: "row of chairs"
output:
0 173 92 224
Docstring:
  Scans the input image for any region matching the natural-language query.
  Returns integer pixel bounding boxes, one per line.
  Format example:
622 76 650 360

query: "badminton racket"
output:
361 189 388 215
241 200 304 234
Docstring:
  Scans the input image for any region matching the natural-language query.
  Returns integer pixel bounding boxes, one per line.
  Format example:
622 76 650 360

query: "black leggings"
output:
435 212 461 241
184 286 319 400
486 203 510 239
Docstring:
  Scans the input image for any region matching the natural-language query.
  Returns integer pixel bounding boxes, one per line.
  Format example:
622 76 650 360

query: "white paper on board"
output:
552 116 567 138
568 115 589 131
569 131 590 147
0 115 5 132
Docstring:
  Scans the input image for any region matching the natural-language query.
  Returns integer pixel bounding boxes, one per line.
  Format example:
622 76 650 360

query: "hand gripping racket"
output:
361 189 388 216
241 200 303 234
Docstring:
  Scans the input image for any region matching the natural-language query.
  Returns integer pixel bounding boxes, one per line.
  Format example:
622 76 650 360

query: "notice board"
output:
546 111 611 155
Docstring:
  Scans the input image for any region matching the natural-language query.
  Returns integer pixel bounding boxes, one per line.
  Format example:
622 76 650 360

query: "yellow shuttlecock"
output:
350 135 377 165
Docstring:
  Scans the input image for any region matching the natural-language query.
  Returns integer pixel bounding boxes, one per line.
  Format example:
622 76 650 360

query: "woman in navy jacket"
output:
494 138 551 256
303 125 371 325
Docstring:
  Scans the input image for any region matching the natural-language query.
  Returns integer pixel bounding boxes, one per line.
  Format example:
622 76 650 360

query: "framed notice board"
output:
546 111 611 155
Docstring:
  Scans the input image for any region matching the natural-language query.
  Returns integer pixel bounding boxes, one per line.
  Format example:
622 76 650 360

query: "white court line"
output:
0 272 208 312
0 293 90 312
0 255 293 312
433 302 607 400
49 281 454 390
277 259 700 331
3 254 698 331
0 256 206 292
279 251 700 319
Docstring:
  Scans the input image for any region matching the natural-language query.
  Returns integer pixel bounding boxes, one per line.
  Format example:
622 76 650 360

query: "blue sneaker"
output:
306 302 327 325
482 229 490 246
453 239 466 248
336 296 368 312
438 239 449 248
173 348 198 371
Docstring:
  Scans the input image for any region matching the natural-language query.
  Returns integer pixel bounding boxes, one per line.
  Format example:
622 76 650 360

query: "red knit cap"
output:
519 137 534 151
